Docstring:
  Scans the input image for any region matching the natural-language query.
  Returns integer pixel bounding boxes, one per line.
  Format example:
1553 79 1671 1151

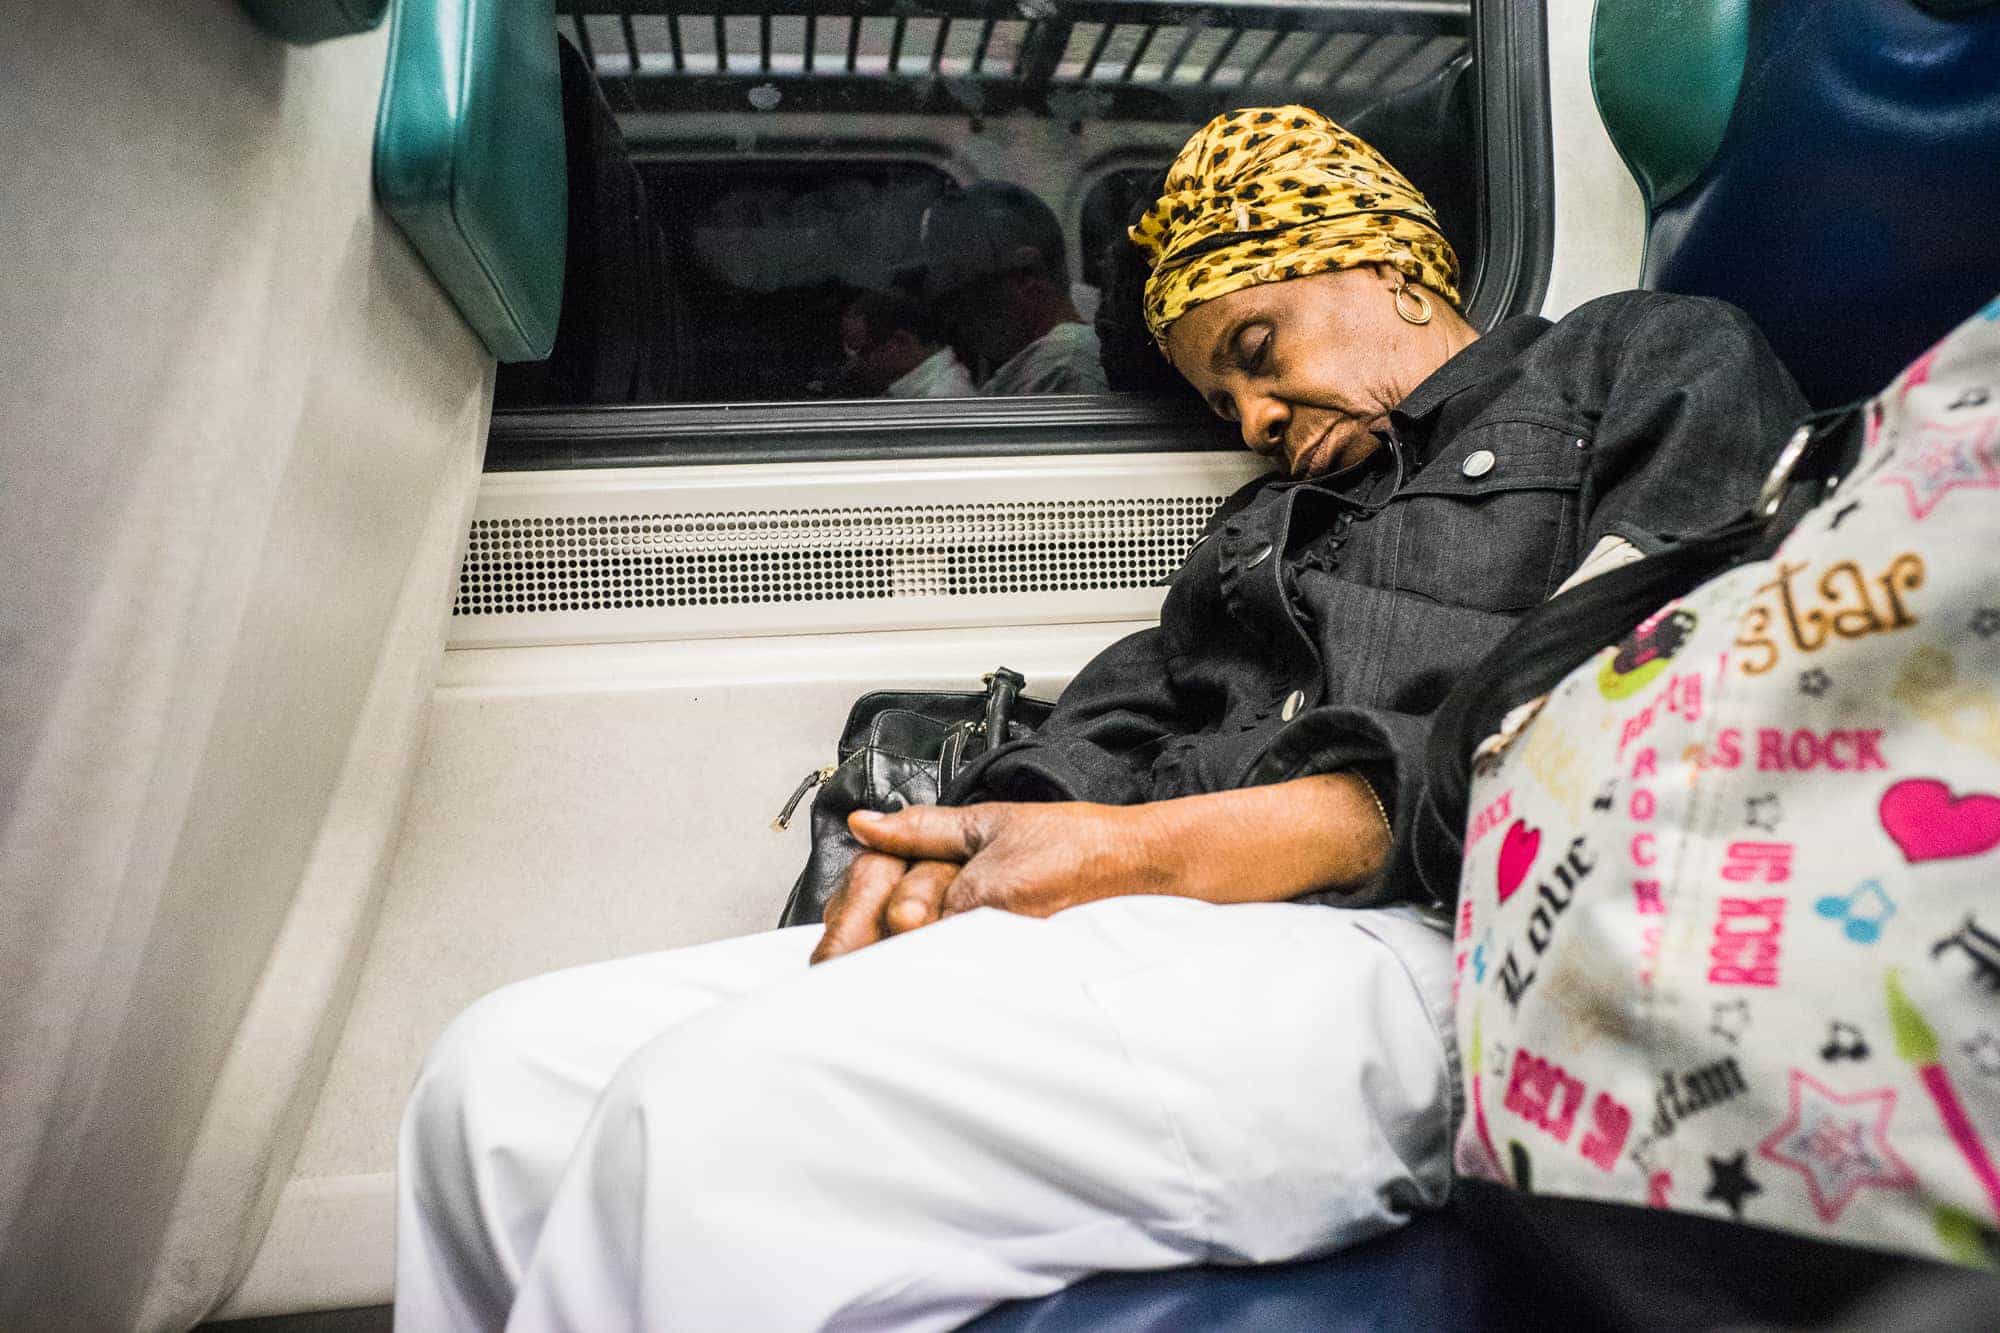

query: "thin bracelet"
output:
1356 775 1392 836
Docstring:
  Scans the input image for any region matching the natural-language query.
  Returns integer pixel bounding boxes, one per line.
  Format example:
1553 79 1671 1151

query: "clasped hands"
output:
808 773 1393 964
810 801 1159 964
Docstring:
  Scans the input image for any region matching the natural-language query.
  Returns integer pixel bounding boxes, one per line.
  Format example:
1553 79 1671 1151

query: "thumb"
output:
849 803 988 861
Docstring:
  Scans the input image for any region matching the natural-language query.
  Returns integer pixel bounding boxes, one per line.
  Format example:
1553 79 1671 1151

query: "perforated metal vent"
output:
453 495 1225 617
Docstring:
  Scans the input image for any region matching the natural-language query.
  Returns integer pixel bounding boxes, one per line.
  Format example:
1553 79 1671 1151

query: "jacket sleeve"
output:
1582 294 1808 554
943 624 1196 806
945 479 1273 807
1251 296 1809 909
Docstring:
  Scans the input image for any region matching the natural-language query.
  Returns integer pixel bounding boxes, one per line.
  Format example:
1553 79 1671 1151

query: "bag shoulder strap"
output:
1424 404 1865 846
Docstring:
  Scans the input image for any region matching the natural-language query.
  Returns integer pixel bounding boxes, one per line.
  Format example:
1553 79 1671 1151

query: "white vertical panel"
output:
1540 0 1647 318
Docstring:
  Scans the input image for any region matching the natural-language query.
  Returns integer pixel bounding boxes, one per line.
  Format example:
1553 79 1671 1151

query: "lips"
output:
1287 426 1336 477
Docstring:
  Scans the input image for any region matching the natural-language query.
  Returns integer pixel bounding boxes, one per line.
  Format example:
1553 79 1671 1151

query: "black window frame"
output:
487 0 1552 472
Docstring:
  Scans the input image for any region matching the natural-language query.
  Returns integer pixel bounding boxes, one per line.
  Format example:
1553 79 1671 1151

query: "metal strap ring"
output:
1756 423 1818 521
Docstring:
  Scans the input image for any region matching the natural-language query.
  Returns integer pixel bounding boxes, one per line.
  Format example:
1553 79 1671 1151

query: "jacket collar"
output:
1388 314 1553 443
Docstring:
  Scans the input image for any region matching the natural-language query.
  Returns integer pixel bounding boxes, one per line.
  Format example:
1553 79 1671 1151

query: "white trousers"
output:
395 896 1454 1332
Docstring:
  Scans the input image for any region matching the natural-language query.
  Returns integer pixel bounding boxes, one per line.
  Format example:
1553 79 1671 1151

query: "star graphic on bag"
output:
1711 999 1751 1043
1758 1069 1917 1223
1704 1151 1763 1219
1883 425 2000 520
1746 794 1784 832
1798 669 1832 698
1973 608 2000 640
1963 1032 2000 1078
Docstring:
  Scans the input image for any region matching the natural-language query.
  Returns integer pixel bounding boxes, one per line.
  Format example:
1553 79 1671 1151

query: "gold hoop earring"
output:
1393 278 1434 326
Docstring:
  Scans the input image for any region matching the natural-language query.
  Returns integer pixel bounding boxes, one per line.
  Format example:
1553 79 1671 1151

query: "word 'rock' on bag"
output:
1455 296 2000 1267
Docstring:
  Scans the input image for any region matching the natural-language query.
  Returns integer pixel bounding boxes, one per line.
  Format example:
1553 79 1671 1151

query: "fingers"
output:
847 803 994 861
882 860 958 936
811 851 906 965
940 858 1001 918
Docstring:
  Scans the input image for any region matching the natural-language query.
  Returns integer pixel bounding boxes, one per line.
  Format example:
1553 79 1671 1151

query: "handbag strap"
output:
1424 404 1866 843
980 667 1026 754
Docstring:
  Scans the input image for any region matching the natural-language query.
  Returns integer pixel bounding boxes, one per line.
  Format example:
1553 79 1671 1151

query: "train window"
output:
489 0 1549 464
636 158 958 402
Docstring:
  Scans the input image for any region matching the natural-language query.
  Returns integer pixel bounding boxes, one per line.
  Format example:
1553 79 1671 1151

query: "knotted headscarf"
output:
1130 106 1460 343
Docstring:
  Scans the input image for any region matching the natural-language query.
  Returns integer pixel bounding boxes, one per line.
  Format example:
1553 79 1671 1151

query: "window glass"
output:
637 160 956 401
508 2 1481 409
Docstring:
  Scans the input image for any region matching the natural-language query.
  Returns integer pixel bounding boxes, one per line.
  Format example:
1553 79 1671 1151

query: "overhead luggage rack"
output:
556 0 1470 120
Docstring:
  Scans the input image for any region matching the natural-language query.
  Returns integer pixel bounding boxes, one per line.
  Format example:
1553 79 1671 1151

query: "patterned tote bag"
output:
1448 295 2000 1266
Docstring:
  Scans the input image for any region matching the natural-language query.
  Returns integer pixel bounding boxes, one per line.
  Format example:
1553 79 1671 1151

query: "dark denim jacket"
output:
946 291 1807 906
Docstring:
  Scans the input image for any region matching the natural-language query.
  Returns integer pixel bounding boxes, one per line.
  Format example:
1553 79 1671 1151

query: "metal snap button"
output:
1245 542 1273 569
1281 689 1305 721
1461 449 1497 479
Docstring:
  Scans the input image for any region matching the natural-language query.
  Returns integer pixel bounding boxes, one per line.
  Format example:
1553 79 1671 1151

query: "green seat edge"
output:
239 0 390 45
1589 0 1752 213
371 0 566 362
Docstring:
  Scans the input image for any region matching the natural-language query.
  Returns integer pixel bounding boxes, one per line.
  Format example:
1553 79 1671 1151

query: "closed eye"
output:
1236 324 1272 375
1246 329 1272 373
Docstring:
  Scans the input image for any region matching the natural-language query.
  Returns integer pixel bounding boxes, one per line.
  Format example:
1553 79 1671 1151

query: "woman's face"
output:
1163 263 1465 479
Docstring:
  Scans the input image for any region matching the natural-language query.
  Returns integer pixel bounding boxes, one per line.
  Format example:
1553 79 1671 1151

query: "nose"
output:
1238 394 1288 456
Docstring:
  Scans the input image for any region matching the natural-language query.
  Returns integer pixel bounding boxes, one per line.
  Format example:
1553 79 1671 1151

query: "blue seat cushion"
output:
963 1211 1505 1332
1607 0 2000 409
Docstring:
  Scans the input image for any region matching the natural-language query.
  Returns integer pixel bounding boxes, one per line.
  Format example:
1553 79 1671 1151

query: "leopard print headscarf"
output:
1130 106 1460 343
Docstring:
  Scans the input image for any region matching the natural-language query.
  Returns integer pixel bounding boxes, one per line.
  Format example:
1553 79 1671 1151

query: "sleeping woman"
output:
397 106 1806 1331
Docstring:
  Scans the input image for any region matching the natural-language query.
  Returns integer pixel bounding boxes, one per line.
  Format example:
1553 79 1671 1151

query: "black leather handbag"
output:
772 668 1054 928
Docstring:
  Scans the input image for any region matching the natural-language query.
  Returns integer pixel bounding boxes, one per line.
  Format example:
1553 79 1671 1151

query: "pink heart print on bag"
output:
1496 820 1540 904
1879 779 2000 864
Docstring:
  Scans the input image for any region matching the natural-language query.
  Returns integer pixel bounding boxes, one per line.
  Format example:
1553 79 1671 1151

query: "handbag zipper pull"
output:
772 764 837 831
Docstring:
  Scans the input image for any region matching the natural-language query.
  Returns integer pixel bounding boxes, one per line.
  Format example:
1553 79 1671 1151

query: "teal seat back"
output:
1592 0 2000 408
1590 0 1750 217
374 0 566 361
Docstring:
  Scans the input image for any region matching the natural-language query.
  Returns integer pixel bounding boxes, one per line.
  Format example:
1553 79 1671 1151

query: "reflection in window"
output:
840 290 976 400
511 1 1479 407
639 160 956 401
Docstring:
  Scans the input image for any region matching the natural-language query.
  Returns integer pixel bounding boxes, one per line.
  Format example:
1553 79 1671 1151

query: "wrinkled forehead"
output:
1161 279 1277 369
